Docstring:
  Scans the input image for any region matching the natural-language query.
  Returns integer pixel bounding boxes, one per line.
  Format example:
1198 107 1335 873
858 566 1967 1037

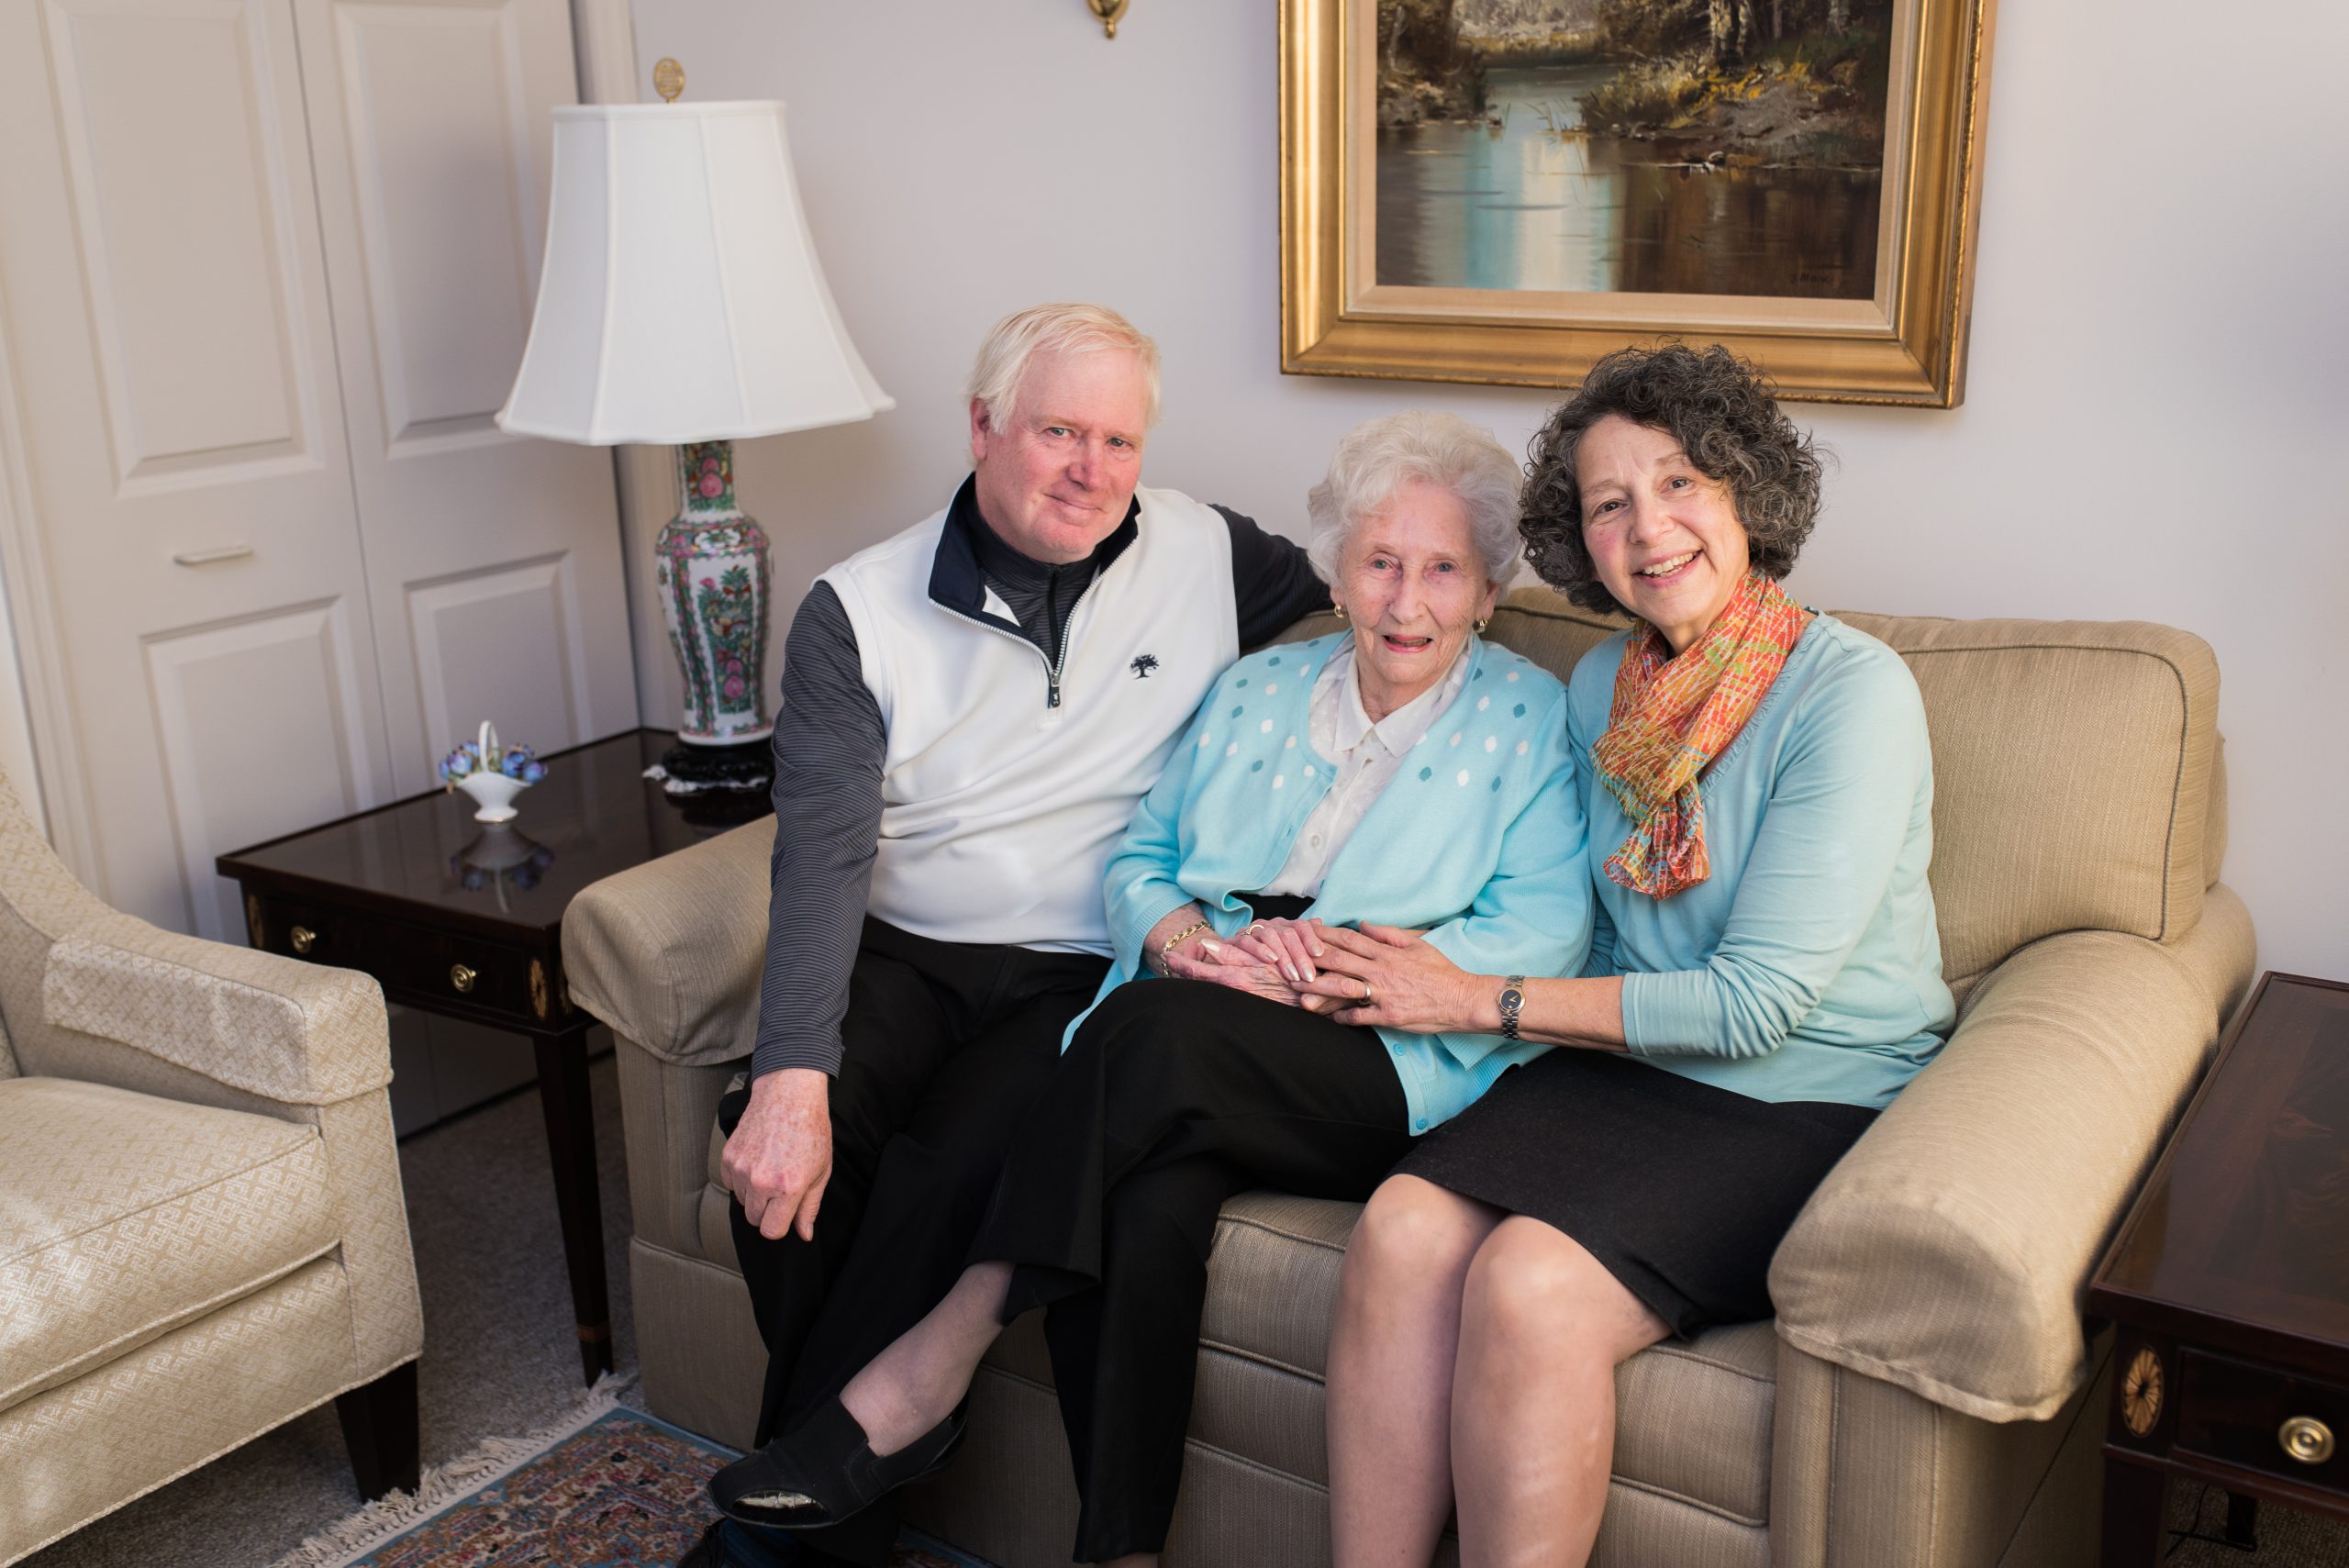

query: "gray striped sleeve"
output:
752 582 884 1079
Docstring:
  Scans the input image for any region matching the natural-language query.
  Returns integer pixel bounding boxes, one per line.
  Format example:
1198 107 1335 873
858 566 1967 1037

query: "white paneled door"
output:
294 0 634 793
0 0 395 940
0 0 634 940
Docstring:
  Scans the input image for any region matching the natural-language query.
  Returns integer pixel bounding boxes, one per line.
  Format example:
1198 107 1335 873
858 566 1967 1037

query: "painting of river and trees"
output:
1374 0 1895 298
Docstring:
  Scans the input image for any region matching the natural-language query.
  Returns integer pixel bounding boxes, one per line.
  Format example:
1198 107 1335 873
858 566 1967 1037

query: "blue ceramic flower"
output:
495 744 549 783
440 737 551 788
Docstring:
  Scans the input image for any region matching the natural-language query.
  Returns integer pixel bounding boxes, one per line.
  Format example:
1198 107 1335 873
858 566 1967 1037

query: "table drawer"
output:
245 891 558 1027
2176 1349 2349 1496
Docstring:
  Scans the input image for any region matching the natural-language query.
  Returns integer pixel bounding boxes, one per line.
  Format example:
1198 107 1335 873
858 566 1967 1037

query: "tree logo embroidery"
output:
1130 654 1160 679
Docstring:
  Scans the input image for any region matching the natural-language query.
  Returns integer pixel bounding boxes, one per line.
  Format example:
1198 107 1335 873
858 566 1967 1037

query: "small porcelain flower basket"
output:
439 721 549 823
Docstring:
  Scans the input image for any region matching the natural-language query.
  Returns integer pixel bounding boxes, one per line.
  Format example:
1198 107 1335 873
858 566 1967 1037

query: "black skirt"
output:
1391 1048 1876 1337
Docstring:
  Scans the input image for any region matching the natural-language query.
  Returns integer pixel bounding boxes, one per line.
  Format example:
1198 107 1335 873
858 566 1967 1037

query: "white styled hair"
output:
1305 411 1524 590
963 302 1163 436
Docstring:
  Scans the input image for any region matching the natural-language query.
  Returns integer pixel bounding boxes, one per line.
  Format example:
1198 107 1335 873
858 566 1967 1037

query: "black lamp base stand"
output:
659 739 773 793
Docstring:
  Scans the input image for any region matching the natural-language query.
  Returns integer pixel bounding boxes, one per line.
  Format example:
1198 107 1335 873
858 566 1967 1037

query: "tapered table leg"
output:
2099 1454 2165 1567
534 1033 612 1384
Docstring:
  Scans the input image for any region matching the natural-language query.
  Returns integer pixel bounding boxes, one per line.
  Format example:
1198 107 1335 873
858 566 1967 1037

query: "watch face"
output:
1500 986 1524 1009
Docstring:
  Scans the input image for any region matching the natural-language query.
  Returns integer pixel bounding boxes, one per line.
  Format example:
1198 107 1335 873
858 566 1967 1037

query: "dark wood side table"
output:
2088 972 2349 1563
217 728 771 1385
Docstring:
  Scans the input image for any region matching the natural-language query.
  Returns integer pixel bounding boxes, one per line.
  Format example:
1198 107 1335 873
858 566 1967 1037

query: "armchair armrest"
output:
40 912 390 1106
1767 892 2255 1423
562 817 774 1068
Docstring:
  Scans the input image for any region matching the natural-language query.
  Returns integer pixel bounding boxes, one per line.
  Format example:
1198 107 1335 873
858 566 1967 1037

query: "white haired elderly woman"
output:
710 411 1598 1566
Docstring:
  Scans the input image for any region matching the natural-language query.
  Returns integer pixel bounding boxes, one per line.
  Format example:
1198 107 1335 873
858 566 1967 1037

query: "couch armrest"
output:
563 817 774 1069
1768 890 2255 1422
40 912 391 1106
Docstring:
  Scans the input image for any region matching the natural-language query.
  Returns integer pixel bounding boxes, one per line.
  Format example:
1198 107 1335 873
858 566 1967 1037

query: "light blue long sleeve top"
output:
1077 631 1596 1134
1572 614 1954 1109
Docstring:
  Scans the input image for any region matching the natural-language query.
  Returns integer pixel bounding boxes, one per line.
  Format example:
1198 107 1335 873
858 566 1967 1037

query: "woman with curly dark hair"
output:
1303 344 1954 1567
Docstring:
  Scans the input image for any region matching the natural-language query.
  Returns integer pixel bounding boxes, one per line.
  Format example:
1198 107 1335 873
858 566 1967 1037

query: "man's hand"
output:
721 1067 834 1242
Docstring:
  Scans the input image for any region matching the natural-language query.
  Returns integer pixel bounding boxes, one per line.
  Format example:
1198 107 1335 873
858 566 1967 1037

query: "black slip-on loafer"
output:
708 1396 966 1531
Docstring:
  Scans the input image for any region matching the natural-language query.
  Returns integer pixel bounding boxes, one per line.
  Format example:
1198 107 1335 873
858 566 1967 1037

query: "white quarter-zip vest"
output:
820 484 1239 953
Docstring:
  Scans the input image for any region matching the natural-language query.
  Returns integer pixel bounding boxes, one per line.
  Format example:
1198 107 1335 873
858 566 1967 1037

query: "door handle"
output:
171 545 254 566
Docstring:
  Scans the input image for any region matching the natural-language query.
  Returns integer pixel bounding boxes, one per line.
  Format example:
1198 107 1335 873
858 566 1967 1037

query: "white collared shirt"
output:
1259 637 1474 898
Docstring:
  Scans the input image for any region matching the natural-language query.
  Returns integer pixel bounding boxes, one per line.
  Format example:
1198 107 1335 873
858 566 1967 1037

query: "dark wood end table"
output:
217 728 771 1384
2088 972 2349 1562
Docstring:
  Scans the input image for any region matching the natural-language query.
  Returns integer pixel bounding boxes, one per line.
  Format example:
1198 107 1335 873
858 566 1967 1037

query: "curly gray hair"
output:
1306 411 1523 591
1520 343 1821 616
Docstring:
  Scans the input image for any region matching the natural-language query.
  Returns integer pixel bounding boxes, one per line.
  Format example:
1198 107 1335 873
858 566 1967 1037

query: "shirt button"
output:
1389 1043 1402 1056
1310 834 1322 846
1414 1118 1429 1131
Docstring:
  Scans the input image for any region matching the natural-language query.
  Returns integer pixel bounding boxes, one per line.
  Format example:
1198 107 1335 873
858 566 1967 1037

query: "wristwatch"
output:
1497 975 1526 1040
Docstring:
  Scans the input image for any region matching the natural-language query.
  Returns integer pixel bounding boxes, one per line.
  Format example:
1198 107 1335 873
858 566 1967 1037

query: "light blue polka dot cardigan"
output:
1072 630 1596 1134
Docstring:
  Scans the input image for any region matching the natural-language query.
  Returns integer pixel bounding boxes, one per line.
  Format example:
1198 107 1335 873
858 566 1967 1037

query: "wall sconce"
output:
1087 0 1130 39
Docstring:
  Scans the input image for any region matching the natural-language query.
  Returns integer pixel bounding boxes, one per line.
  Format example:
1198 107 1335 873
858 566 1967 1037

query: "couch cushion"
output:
0 1077 340 1413
1832 614 2218 991
694 1173 1782 1528
1181 1194 1777 1529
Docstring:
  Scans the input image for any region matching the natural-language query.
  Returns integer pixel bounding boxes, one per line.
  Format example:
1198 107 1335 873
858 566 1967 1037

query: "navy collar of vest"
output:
928 473 1141 625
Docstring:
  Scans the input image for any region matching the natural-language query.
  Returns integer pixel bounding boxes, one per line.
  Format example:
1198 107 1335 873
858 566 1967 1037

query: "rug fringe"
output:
268 1373 641 1568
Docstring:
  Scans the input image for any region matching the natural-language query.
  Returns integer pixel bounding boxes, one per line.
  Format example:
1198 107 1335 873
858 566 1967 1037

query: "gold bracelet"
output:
1158 919 1210 955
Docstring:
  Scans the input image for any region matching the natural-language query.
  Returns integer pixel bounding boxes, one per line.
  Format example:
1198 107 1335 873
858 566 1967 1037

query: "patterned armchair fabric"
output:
0 773 423 1565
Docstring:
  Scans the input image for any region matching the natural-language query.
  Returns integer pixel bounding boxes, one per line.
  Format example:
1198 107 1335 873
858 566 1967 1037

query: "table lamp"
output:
498 70 892 788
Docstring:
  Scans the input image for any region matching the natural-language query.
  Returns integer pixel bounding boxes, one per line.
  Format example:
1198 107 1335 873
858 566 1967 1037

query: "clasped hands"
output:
1163 915 1481 1033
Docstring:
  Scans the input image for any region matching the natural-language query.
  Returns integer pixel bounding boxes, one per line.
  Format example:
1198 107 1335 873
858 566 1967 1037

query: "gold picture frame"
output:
1279 0 1998 406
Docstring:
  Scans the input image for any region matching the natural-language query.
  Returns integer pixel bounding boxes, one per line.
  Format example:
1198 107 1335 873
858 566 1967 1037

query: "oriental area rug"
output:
270 1381 992 1568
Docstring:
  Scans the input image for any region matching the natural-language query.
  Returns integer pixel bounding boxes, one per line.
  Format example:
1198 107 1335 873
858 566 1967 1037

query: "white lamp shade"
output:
498 101 893 445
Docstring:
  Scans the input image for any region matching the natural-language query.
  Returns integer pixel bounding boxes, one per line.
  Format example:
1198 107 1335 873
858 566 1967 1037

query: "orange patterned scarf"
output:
1593 571 1811 898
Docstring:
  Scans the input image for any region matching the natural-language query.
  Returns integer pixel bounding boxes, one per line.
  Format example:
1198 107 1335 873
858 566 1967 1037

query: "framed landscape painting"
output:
1280 0 1997 405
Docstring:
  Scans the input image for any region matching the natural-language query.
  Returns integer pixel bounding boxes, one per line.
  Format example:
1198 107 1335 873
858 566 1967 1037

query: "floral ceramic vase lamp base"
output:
658 441 774 787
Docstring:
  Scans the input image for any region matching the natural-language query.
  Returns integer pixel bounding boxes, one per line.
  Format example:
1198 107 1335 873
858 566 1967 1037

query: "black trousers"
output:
972 978 1416 1562
718 917 1108 1565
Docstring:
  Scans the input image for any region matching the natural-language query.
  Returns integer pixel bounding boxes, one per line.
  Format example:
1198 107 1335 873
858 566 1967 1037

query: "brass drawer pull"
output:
450 962 477 995
290 925 317 954
2280 1416 2334 1465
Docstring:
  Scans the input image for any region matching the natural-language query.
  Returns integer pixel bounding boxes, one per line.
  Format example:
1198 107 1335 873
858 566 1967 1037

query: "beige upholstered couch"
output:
0 775 423 1565
565 591 2257 1568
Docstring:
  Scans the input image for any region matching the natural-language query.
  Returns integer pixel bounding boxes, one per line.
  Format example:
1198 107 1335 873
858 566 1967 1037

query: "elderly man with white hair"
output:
707 410 1596 1568
690 304 1327 1568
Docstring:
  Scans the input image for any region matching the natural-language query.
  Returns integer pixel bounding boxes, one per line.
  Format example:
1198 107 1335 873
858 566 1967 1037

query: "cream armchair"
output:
0 775 423 1565
566 593 2256 1568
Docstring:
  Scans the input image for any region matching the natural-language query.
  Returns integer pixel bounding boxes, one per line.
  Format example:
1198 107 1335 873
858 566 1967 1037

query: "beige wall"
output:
627 0 2349 981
